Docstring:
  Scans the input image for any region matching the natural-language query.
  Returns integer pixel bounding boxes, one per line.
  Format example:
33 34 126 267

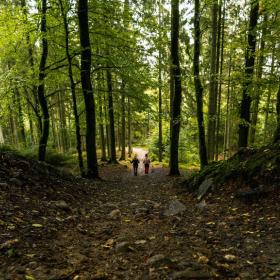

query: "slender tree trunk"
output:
169 0 182 176
274 79 280 143
15 88 26 147
78 0 99 178
58 90 69 152
38 0 49 161
106 67 117 163
104 91 111 159
58 0 85 176
26 101 35 145
158 55 163 162
97 72 107 161
119 80 126 160
238 0 259 148
127 97 132 157
223 53 232 159
21 0 42 138
264 46 275 142
215 0 225 160
193 0 208 168
158 0 163 162
207 0 218 161
249 14 267 145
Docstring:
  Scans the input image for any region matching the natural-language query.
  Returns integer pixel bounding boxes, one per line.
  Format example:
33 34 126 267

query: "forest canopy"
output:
0 0 279 177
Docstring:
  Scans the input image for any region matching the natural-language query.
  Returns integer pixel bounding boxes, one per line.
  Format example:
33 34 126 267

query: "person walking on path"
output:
131 155 140 176
143 153 151 174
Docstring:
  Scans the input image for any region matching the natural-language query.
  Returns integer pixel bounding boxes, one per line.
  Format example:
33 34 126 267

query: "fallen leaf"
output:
198 256 209 264
32 223 43 228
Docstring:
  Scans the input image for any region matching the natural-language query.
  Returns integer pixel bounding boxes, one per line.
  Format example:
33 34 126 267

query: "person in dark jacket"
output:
131 155 140 176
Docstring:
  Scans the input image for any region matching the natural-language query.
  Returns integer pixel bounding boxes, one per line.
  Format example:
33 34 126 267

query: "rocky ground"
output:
0 151 280 279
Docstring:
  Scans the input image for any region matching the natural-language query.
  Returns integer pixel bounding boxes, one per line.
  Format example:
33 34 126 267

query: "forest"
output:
0 0 279 176
1 0 280 279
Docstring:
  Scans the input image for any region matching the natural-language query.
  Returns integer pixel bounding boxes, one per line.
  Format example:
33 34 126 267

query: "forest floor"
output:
0 149 280 279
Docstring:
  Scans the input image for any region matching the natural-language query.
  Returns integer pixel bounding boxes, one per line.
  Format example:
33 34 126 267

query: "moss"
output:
184 143 280 193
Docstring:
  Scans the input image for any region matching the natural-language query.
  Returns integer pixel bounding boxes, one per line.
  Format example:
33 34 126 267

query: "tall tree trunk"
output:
193 0 208 168
104 91 111 159
15 88 26 147
169 0 182 176
158 54 163 162
158 0 163 162
97 72 107 161
249 14 267 145
119 80 126 160
21 0 42 138
106 67 117 163
215 0 225 160
78 0 99 178
238 0 259 148
223 53 232 159
58 90 68 152
127 97 132 157
207 0 218 161
264 46 275 142
274 79 280 143
38 0 49 161
58 0 85 176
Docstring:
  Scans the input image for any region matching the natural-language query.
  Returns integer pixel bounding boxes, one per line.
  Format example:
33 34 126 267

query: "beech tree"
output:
78 0 99 178
193 0 208 168
238 0 259 148
169 0 182 176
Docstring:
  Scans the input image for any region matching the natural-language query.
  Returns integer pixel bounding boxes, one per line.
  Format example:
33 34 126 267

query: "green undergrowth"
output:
185 142 280 191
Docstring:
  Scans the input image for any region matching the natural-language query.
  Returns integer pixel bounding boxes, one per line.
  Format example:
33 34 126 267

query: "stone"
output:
52 200 71 211
109 209 121 219
196 200 207 210
171 269 213 279
146 254 166 265
197 178 214 200
115 242 131 253
9 178 23 187
164 199 186 216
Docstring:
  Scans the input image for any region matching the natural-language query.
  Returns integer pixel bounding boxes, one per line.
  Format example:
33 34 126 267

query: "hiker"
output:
131 155 140 176
143 153 151 174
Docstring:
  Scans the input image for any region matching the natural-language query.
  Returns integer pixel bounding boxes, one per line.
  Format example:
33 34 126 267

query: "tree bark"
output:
106 67 117 163
207 0 218 161
238 0 259 148
127 97 132 157
169 0 182 176
215 0 225 160
274 79 280 143
38 0 49 161
78 0 99 178
158 0 163 162
193 0 208 168
58 0 85 176
119 80 126 160
264 45 275 142
249 14 267 145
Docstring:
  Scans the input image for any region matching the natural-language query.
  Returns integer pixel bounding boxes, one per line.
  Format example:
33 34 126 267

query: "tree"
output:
238 0 259 148
274 79 280 143
207 0 218 161
78 0 99 178
37 0 49 161
169 0 182 176
193 0 208 168
58 0 85 176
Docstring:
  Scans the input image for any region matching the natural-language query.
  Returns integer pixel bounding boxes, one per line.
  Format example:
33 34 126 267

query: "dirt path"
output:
1 155 280 279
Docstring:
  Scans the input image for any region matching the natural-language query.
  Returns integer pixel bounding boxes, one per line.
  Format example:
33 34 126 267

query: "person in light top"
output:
143 153 151 174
